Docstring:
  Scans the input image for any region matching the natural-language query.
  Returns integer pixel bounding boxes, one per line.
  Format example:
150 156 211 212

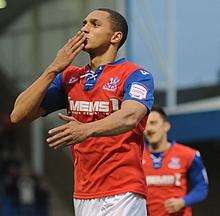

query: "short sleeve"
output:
123 69 154 112
41 73 66 115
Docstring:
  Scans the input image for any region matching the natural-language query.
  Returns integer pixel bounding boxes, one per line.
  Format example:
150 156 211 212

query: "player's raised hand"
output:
49 31 86 72
46 113 90 150
164 198 185 213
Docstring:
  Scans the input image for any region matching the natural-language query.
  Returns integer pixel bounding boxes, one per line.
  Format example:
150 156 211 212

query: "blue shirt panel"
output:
183 152 208 206
123 69 154 111
41 73 66 115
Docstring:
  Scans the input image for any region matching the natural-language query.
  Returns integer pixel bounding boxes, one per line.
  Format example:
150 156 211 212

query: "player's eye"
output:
92 21 100 27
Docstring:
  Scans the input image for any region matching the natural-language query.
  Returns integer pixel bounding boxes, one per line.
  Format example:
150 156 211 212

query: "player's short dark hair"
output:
151 106 169 122
97 8 128 49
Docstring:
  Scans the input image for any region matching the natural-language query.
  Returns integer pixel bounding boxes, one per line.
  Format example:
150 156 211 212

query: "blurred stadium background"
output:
0 0 220 215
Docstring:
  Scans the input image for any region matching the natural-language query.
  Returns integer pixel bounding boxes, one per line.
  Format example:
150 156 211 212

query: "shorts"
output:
73 192 147 216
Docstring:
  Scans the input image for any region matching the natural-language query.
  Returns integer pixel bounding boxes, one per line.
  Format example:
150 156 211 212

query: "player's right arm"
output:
10 31 86 124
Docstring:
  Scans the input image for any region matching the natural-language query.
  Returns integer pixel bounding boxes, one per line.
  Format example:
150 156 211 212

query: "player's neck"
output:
150 138 171 153
89 48 117 71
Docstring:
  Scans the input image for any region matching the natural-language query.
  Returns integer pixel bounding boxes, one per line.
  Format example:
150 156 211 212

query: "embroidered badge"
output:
68 76 79 84
168 157 181 169
103 77 120 92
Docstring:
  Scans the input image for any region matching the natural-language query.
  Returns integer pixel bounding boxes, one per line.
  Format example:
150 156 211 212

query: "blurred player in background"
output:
142 106 208 216
10 8 154 216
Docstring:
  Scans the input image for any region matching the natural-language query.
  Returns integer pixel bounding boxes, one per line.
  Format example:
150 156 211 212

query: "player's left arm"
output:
164 151 208 213
183 151 209 206
47 69 154 149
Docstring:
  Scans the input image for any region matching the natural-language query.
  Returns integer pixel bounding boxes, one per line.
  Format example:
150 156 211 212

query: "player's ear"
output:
164 121 171 133
111 31 123 46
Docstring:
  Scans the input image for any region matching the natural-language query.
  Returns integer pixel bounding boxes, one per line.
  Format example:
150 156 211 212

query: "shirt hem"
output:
73 188 147 200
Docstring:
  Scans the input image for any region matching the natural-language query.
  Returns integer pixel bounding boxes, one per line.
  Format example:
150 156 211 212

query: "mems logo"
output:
146 173 181 186
68 99 119 115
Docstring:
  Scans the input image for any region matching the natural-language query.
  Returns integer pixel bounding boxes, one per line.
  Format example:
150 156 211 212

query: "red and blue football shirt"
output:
142 142 208 216
41 58 154 199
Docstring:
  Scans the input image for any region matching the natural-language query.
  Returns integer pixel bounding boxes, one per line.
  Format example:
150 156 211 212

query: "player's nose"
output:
146 124 153 132
81 24 89 34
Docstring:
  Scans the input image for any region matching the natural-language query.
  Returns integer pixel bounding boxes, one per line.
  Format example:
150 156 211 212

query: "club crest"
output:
168 157 181 169
103 77 120 91
68 75 79 84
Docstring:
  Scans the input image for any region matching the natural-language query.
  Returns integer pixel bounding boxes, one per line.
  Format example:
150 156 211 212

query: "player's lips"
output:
146 132 158 140
83 37 90 46
147 131 156 136
83 39 88 46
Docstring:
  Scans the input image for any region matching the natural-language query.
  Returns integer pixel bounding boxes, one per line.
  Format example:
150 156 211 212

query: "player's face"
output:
80 10 115 54
144 111 170 146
